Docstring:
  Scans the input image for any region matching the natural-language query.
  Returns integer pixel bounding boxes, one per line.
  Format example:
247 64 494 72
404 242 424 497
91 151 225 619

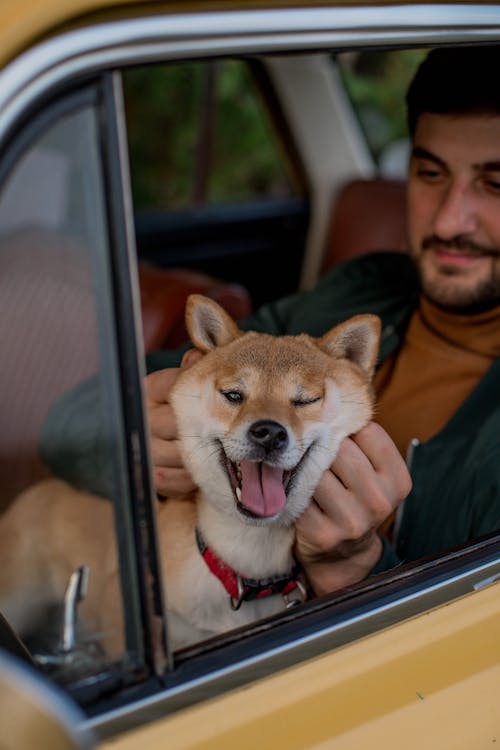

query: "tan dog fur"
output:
0 295 380 654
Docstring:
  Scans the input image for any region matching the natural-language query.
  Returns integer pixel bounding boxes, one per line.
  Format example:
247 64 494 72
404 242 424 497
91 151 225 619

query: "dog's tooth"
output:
235 487 242 501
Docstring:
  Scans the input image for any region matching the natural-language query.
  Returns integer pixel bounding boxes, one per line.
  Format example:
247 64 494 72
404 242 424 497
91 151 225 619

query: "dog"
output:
0 295 380 656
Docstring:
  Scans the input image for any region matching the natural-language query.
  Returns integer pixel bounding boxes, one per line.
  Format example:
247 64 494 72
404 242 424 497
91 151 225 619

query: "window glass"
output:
0 103 128 685
336 49 427 177
123 59 298 211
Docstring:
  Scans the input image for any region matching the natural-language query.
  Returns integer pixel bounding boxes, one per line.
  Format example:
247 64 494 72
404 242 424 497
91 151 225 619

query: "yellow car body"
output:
105 583 500 750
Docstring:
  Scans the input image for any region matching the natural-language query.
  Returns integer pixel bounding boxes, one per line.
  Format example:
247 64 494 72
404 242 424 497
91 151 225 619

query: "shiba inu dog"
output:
0 295 380 655
157 295 381 646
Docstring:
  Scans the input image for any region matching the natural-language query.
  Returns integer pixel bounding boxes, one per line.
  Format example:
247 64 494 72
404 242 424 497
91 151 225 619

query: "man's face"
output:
407 112 500 312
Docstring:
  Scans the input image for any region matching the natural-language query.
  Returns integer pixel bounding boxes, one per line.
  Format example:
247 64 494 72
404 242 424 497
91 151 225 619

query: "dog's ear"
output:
318 314 381 377
185 294 241 352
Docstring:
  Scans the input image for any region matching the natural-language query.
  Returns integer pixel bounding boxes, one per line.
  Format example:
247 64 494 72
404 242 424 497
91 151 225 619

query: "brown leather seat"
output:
0 228 99 509
139 264 252 351
323 178 408 270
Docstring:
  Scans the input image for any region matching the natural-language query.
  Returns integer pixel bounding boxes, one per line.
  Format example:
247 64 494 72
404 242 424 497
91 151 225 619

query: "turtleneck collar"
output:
418 296 500 359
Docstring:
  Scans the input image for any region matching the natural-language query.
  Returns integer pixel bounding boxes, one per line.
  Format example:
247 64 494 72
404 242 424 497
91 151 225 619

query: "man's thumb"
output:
181 348 203 369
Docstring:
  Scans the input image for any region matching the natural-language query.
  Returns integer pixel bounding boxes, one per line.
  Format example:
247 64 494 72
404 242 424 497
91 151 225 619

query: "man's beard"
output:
414 235 500 314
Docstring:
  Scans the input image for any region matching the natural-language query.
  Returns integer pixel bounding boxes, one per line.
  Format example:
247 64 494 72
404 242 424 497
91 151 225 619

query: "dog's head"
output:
170 295 381 527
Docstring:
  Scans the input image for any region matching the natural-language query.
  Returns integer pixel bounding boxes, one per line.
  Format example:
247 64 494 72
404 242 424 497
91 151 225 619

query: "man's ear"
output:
318 314 381 377
185 294 241 352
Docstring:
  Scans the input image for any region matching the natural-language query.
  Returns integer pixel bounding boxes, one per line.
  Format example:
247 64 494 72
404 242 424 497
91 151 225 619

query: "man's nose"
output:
433 183 478 239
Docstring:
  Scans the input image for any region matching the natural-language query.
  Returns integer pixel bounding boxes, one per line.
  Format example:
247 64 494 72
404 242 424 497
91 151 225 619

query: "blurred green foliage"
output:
124 63 202 210
338 49 427 159
210 61 293 200
123 60 292 211
124 50 425 211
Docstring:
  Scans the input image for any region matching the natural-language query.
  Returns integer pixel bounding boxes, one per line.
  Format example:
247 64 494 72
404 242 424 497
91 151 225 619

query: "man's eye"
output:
221 390 244 404
416 168 441 181
410 157 444 182
292 396 321 407
484 176 500 193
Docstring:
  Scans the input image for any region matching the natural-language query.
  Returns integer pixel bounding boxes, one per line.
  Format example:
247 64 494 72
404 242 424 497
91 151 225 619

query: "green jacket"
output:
44 252 500 573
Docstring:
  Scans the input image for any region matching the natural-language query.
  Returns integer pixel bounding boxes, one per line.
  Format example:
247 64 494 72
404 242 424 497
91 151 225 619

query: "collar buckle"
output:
229 575 245 611
283 578 307 608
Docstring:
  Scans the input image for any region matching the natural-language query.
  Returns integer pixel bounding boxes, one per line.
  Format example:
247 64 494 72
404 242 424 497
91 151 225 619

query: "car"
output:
0 1 500 748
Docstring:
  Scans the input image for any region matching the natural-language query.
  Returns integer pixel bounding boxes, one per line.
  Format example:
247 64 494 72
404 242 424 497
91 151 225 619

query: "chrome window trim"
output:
1 4 500 144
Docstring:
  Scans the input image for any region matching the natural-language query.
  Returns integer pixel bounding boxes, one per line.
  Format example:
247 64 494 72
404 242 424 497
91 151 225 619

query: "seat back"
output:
0 228 99 509
139 265 252 350
323 178 408 270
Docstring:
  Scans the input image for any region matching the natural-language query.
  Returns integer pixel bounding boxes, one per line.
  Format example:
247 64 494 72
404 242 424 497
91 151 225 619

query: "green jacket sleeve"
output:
39 375 113 498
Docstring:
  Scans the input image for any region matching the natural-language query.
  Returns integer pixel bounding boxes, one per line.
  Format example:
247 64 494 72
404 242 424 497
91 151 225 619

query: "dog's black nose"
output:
248 420 288 452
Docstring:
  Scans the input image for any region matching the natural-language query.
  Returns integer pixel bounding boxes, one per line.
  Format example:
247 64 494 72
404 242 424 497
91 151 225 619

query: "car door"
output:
0 4 500 749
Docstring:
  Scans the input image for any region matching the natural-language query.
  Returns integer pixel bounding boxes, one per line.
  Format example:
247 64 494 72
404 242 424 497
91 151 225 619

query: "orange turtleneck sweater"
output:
374 297 500 460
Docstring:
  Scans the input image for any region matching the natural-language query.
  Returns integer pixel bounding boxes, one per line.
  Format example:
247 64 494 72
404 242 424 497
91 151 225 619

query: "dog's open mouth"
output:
226 459 290 518
222 449 310 519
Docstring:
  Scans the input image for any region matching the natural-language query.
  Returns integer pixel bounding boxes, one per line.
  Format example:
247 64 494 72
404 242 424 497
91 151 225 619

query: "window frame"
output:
0 79 168 692
97 70 171 678
0 3 500 737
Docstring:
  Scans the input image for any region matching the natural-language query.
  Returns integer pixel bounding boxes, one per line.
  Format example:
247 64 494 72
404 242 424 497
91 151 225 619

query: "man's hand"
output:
145 350 202 497
295 422 412 596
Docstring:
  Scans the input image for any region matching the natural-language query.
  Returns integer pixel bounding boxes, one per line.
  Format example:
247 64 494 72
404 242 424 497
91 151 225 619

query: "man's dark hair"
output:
406 45 500 136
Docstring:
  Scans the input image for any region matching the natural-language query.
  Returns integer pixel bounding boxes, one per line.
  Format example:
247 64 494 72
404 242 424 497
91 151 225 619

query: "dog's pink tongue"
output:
239 461 286 517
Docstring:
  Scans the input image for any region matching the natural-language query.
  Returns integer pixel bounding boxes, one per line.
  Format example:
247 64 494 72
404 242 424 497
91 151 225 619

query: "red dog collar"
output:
195 528 307 610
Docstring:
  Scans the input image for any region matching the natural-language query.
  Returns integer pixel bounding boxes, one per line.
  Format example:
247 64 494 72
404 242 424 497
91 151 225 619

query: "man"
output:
145 45 500 597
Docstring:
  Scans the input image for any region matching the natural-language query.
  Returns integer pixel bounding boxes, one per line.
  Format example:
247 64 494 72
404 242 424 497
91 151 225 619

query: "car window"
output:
123 59 300 212
0 55 311 706
122 58 309 310
336 49 427 178
0 95 132 686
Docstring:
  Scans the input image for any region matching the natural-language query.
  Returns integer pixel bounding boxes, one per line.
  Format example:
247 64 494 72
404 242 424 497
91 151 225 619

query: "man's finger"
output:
145 368 179 406
351 421 404 472
181 348 203 369
153 466 197 496
329 437 380 498
149 436 185 468
354 423 413 500
333 424 412 505
148 404 179 441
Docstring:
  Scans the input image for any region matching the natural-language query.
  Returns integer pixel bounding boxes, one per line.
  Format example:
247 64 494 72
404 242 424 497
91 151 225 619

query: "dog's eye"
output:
292 396 321 407
221 390 244 404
